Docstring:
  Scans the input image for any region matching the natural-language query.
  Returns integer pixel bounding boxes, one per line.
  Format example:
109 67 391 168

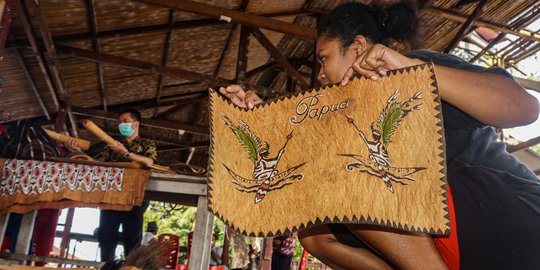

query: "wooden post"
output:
59 209 75 258
221 224 230 266
15 211 37 262
258 238 273 270
188 196 214 270
0 213 10 248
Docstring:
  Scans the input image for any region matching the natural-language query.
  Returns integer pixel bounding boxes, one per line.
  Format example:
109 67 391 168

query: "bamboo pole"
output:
83 120 116 145
44 129 91 150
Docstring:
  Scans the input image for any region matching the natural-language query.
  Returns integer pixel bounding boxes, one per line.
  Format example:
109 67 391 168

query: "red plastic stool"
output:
158 233 180 269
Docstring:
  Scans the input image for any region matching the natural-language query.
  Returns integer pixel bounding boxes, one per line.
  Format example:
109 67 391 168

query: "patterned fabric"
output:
1 159 124 196
95 136 157 162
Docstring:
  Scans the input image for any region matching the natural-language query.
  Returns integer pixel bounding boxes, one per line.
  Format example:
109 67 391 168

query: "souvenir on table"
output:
208 64 449 237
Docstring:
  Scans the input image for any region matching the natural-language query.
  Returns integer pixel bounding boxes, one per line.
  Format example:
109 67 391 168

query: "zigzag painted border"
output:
207 63 450 237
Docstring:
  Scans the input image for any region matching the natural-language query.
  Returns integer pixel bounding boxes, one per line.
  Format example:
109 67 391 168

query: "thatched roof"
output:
1 0 539 167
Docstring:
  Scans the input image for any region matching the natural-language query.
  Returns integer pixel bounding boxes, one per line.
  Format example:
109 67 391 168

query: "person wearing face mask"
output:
67 108 156 262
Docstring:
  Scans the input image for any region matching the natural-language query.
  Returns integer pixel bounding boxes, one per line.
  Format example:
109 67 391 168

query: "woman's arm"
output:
433 65 538 128
343 44 539 128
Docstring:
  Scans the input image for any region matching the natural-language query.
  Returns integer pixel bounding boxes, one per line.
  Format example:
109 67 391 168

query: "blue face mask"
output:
118 123 135 137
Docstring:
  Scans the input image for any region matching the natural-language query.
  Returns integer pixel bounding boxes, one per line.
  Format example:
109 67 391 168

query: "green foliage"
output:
233 125 260 163
143 202 226 264
532 144 540 155
378 103 403 145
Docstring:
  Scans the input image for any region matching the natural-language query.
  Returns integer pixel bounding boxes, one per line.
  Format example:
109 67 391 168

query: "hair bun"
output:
384 1 418 44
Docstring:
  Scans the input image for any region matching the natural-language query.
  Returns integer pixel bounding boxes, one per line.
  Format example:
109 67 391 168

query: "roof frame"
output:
134 0 317 40
444 0 490 53
426 6 540 43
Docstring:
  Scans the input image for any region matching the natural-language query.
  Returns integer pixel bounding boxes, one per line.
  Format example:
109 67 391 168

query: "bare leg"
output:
298 225 392 270
346 224 448 270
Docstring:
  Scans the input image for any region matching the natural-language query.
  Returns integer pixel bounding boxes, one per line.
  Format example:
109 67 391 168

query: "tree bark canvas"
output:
208 64 448 237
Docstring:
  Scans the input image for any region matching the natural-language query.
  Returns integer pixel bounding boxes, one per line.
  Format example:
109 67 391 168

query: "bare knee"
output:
298 227 339 256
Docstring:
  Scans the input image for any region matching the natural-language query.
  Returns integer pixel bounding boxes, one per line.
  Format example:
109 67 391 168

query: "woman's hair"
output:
317 1 420 50
101 242 164 270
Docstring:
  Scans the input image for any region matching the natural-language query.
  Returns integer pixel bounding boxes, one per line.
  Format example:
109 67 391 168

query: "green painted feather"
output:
232 125 260 163
378 103 404 145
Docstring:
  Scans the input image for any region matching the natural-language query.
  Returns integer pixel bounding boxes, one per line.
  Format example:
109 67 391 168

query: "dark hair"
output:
317 1 419 50
119 107 142 123
100 242 163 270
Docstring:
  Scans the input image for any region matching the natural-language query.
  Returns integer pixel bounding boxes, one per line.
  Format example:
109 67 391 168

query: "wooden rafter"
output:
444 0 489 53
7 10 314 48
134 0 317 40
12 48 50 120
471 2 540 63
15 0 59 110
515 77 540 93
213 0 249 79
0 0 14 48
426 7 540 43
87 0 107 111
153 9 175 117
57 44 229 86
250 27 310 90
28 0 78 136
71 107 209 136
235 25 250 84
507 135 540 153
55 45 276 94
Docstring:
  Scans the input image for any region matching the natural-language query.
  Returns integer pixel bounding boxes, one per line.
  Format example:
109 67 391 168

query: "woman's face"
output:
316 36 358 87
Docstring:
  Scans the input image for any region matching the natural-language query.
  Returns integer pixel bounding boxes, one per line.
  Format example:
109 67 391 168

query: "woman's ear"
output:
352 35 369 56
133 121 140 130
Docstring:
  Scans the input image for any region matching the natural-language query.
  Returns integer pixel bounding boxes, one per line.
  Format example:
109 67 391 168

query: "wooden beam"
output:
507 135 540 153
55 44 275 94
7 10 315 48
236 25 250 83
188 195 214 270
471 2 540 63
71 106 210 136
245 62 278 79
154 9 175 112
0 0 13 48
28 0 79 137
135 0 317 40
0 214 10 252
87 0 107 111
426 7 540 43
250 27 310 90
213 0 249 79
0 252 104 268
56 44 230 87
59 208 74 258
15 211 37 256
213 24 236 78
515 77 540 93
13 48 51 120
15 0 60 110
444 0 489 53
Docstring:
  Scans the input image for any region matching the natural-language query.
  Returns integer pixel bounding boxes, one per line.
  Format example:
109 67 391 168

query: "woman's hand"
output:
341 44 425 86
219 85 263 109
65 138 83 152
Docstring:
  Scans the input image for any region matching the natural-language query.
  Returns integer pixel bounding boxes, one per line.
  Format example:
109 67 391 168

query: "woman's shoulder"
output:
406 50 512 78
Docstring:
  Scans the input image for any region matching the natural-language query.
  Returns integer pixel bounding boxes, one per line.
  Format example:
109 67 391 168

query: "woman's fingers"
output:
219 85 248 108
219 85 263 109
245 90 263 109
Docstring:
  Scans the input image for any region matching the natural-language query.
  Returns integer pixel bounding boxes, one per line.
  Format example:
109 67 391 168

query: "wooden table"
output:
0 171 213 270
